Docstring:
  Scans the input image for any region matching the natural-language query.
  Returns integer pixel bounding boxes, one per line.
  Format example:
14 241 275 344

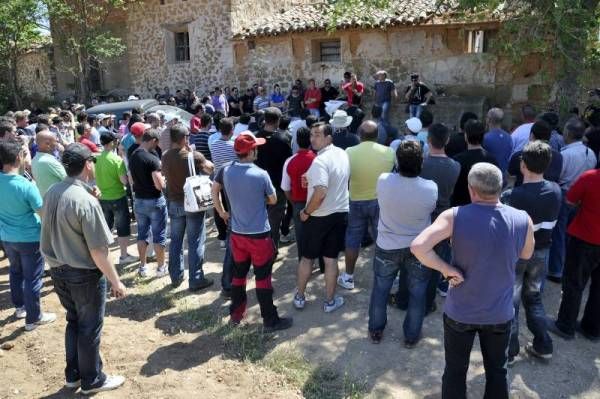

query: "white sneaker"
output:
14 307 26 319
219 240 226 250
80 375 125 395
64 380 81 389
293 293 306 310
119 254 138 265
337 273 355 290
156 265 168 277
25 312 57 331
324 296 344 313
138 265 149 278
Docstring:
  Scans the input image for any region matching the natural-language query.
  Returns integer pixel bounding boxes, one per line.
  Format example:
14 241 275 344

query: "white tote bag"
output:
183 151 214 213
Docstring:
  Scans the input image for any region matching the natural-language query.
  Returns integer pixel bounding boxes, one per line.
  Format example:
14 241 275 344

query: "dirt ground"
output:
1 222 599 399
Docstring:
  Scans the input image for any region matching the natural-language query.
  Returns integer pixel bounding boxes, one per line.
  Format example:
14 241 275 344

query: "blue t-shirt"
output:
221 162 275 235
483 128 513 173
0 173 43 242
445 203 529 324
271 93 285 105
121 133 135 153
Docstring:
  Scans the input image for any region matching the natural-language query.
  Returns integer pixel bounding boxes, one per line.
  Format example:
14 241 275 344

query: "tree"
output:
328 0 600 114
44 0 138 103
0 0 45 109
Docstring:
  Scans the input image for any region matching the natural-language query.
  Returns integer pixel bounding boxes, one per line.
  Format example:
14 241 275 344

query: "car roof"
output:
86 99 159 118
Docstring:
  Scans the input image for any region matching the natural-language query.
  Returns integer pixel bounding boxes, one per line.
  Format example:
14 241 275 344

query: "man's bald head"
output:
36 129 58 154
358 120 379 142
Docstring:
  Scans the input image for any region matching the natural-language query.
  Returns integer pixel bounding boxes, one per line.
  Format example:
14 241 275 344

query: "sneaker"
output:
337 273 355 290
64 380 81 389
188 278 214 292
138 265 149 278
547 319 575 340
323 296 344 313
80 375 125 395
280 231 295 244
525 344 552 360
119 254 138 265
219 240 226 250
404 338 420 349
369 330 383 344
156 265 168 277
293 293 306 310
25 312 57 331
264 317 293 333
14 307 26 319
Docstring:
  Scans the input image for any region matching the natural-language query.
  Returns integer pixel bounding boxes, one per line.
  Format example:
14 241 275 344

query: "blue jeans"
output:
100 196 131 237
167 201 207 288
134 196 167 245
368 246 431 341
379 101 391 122
221 230 234 292
548 191 575 278
4 241 44 324
409 104 423 118
50 266 107 391
509 248 553 357
345 199 379 250
308 108 320 118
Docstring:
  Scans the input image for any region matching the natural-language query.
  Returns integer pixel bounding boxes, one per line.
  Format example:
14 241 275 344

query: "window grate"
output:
175 31 190 62
319 40 341 62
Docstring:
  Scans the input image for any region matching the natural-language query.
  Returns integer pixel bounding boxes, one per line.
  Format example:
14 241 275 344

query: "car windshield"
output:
148 105 193 126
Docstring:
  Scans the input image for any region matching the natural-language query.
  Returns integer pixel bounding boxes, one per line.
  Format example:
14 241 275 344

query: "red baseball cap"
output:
131 122 151 137
234 131 266 154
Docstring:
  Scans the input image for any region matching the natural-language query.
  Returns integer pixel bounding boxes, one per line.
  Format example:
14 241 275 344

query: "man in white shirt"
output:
232 114 251 137
294 122 350 313
511 104 536 155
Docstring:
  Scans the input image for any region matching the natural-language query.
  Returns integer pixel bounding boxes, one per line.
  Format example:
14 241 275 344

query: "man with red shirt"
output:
190 104 203 134
281 127 315 261
304 79 322 119
342 73 364 106
77 123 99 153
549 168 600 341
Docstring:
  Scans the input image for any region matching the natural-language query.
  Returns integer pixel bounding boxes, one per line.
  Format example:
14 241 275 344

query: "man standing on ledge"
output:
411 162 534 399
41 143 127 395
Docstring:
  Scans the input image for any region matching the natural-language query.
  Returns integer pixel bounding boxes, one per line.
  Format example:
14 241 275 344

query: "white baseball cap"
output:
405 117 422 134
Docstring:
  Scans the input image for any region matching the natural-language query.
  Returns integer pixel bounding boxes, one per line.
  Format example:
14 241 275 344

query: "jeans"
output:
221 230 234 292
4 241 44 324
345 199 379 250
167 201 207 288
409 104 423 118
134 196 167 245
308 108 320 118
379 101 391 122
267 189 287 250
100 196 131 237
368 246 431 341
442 314 511 399
280 200 293 236
509 248 552 356
548 191 575 278
556 236 600 336
50 266 107 391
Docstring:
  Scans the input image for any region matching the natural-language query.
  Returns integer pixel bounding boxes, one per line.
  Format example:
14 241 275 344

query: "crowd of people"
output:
1 71 599 397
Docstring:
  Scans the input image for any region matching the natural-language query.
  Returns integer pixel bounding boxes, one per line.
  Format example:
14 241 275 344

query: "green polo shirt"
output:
95 150 127 201
41 177 113 269
31 152 67 197
346 141 395 201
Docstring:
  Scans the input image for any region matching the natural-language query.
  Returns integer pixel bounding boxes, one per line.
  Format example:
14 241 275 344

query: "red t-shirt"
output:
190 115 201 133
567 169 600 245
285 149 316 202
79 137 99 153
342 81 364 105
304 88 322 110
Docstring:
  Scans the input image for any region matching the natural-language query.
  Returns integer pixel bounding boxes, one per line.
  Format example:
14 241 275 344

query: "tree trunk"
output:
76 48 88 104
8 53 22 109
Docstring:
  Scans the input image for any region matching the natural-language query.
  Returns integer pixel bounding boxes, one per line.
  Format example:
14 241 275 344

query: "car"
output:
86 99 193 127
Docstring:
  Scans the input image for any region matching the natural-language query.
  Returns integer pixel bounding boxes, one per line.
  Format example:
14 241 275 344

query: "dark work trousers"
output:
213 193 229 241
268 189 287 251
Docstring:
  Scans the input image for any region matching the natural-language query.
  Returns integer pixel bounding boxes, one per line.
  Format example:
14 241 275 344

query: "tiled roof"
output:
234 1 455 39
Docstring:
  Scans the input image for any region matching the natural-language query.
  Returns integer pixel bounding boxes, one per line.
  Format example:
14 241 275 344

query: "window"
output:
466 30 488 53
317 40 341 62
175 31 190 62
35 68 41 80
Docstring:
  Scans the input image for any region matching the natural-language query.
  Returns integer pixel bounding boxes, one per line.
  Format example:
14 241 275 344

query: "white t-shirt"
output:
376 173 437 250
306 144 350 217
511 122 534 155
289 119 307 154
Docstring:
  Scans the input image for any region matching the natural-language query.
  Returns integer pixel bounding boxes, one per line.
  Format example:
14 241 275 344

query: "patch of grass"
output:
220 324 272 362
261 348 367 399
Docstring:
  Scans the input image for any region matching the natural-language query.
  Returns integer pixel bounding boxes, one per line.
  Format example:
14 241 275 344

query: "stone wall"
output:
17 48 55 100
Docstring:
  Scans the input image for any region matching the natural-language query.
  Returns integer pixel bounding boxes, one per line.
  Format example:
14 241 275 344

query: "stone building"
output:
34 0 559 126
16 43 56 101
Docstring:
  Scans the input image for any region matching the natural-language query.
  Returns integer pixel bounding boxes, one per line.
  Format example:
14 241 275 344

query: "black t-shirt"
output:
129 147 162 199
240 94 254 114
255 129 292 191
585 128 600 161
507 149 563 187
320 87 340 103
287 95 303 117
127 143 161 160
451 148 498 206
445 132 467 158
228 95 241 117
333 130 360 150
501 180 561 249
405 83 430 105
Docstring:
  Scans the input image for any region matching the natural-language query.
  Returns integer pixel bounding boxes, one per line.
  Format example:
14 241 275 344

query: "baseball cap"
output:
100 130 118 145
62 143 93 168
234 131 266 154
96 113 113 120
405 117 423 134
130 122 151 137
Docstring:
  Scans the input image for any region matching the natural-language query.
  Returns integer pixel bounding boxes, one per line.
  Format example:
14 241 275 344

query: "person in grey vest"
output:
411 162 534 399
